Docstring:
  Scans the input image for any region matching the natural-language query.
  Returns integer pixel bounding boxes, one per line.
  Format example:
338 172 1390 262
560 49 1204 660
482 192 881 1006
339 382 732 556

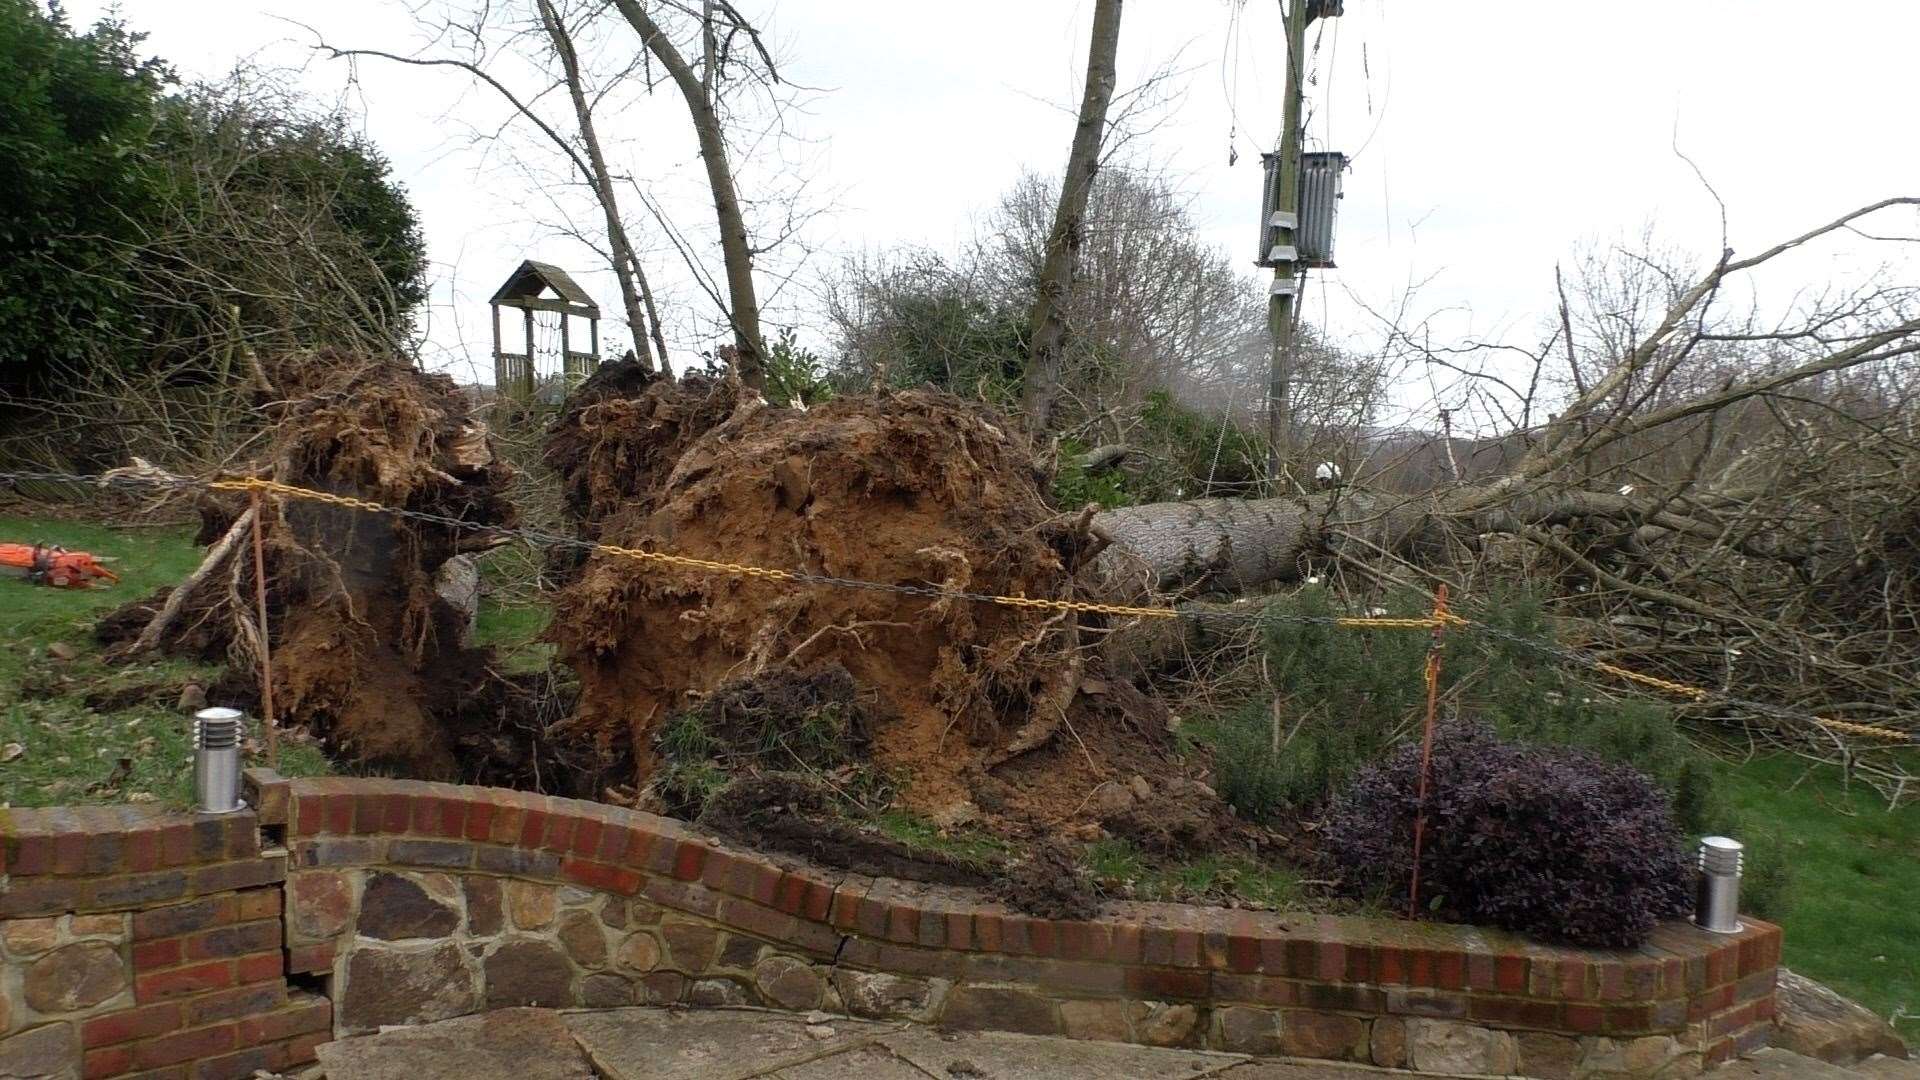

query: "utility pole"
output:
1265 0 1338 486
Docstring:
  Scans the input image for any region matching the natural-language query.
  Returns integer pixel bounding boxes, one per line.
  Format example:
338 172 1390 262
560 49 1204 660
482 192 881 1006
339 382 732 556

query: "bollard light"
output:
1694 835 1744 934
193 707 246 814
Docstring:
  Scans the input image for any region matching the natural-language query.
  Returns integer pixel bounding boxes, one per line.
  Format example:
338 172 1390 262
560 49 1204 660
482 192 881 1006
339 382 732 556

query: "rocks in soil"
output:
1098 777 1233 860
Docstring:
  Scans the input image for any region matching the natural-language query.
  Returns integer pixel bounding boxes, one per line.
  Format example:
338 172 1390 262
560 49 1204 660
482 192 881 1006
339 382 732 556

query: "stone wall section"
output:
0 775 328 1080
3 771 1780 1078
280 775 1780 1078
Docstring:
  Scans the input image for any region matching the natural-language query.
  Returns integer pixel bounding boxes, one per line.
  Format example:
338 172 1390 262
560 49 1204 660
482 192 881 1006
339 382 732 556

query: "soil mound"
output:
700 772 993 886
542 362 733 535
98 352 528 779
548 383 1153 821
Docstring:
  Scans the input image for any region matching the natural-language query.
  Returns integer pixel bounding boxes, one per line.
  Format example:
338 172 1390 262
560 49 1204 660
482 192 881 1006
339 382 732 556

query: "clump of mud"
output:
548 383 1112 820
1094 775 1235 859
994 840 1099 921
701 772 994 886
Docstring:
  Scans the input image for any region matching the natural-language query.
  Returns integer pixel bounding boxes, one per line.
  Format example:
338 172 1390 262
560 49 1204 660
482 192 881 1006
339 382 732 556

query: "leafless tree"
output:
608 0 786 389
311 1 680 372
536 0 671 370
982 169 1386 461
823 166 1387 498
1023 0 1123 431
1089 197 1920 770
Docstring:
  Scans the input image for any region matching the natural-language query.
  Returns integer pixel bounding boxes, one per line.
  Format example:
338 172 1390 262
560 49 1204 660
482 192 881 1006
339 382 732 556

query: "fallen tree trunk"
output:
1077 443 1134 473
1092 491 1438 596
1090 482 1807 598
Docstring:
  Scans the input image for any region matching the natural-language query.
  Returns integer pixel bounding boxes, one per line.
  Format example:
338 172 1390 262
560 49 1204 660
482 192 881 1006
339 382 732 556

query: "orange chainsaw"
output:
0 543 119 588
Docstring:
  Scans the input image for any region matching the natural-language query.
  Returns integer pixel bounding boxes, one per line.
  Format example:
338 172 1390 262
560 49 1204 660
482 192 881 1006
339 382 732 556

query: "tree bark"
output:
1093 491 1434 595
1023 0 1123 432
1090 483 1801 598
536 0 670 373
612 0 766 389
1077 443 1133 472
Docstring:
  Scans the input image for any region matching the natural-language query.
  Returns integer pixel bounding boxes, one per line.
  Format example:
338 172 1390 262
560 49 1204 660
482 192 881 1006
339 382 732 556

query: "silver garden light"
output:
1693 835 1744 934
192 707 246 814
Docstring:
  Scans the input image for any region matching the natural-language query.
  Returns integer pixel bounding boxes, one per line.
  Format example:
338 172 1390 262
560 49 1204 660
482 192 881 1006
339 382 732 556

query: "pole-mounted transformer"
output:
1257 150 1347 270
1264 0 1343 484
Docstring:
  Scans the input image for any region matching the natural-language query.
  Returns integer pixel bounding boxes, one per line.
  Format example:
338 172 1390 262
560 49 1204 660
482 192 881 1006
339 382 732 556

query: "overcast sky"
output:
89 1 1920 423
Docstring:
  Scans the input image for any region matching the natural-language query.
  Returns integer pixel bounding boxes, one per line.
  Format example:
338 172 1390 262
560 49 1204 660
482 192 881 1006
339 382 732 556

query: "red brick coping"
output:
2 772 1780 1078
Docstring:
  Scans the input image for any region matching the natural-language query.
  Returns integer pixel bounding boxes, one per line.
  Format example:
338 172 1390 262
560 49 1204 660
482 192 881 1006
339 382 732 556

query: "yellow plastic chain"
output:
1590 661 1713 702
208 475 1914 744
210 477 1185 620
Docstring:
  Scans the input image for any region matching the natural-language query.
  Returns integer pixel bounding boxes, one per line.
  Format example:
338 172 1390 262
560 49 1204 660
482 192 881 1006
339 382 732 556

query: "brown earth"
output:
92 361 1251 890
98 352 531 781
544 374 1216 834
699 772 995 886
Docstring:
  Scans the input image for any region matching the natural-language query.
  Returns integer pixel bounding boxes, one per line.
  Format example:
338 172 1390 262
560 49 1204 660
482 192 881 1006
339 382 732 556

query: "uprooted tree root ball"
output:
92 362 1257 914
545 377 1198 832
95 352 575 784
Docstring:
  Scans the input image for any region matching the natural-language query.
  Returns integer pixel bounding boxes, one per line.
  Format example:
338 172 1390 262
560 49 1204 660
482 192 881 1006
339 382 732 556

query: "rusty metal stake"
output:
249 488 279 769
1407 584 1449 918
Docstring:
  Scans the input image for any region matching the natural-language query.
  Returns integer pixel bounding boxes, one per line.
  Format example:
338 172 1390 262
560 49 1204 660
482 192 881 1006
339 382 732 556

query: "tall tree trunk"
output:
536 0 670 374
1023 0 1123 433
611 0 766 389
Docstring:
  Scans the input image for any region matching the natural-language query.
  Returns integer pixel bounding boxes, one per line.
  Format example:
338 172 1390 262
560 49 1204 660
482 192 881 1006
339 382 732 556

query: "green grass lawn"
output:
1716 754 1920 1037
473 598 554 673
0 511 1915 1036
0 513 331 807
1086 837 1315 911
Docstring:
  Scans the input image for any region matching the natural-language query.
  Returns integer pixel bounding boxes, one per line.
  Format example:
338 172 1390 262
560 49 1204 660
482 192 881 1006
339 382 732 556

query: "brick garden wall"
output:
4 771 1781 1079
0 777 329 1080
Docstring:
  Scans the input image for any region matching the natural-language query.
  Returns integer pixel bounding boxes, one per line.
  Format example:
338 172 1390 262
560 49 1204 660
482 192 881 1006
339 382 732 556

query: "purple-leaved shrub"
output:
1321 723 1693 947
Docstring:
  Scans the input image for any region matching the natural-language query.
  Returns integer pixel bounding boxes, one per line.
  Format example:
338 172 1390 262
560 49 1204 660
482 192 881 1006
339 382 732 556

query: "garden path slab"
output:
563 1007 902 1080
869 1026 1246 1079
313 1007 596 1080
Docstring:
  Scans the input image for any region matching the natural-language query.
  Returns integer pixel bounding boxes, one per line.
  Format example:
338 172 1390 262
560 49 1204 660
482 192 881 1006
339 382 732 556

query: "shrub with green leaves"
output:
0 0 170 388
763 326 835 408
1186 586 1794 918
1184 585 1431 819
1 3 428 405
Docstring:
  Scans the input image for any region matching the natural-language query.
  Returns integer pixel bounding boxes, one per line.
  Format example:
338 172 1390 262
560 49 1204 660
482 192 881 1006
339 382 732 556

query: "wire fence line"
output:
4 467 1914 748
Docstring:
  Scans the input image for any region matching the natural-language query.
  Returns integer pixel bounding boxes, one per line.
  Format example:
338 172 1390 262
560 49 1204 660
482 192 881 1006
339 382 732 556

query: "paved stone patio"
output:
310 1006 1408 1080
304 1005 1919 1080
